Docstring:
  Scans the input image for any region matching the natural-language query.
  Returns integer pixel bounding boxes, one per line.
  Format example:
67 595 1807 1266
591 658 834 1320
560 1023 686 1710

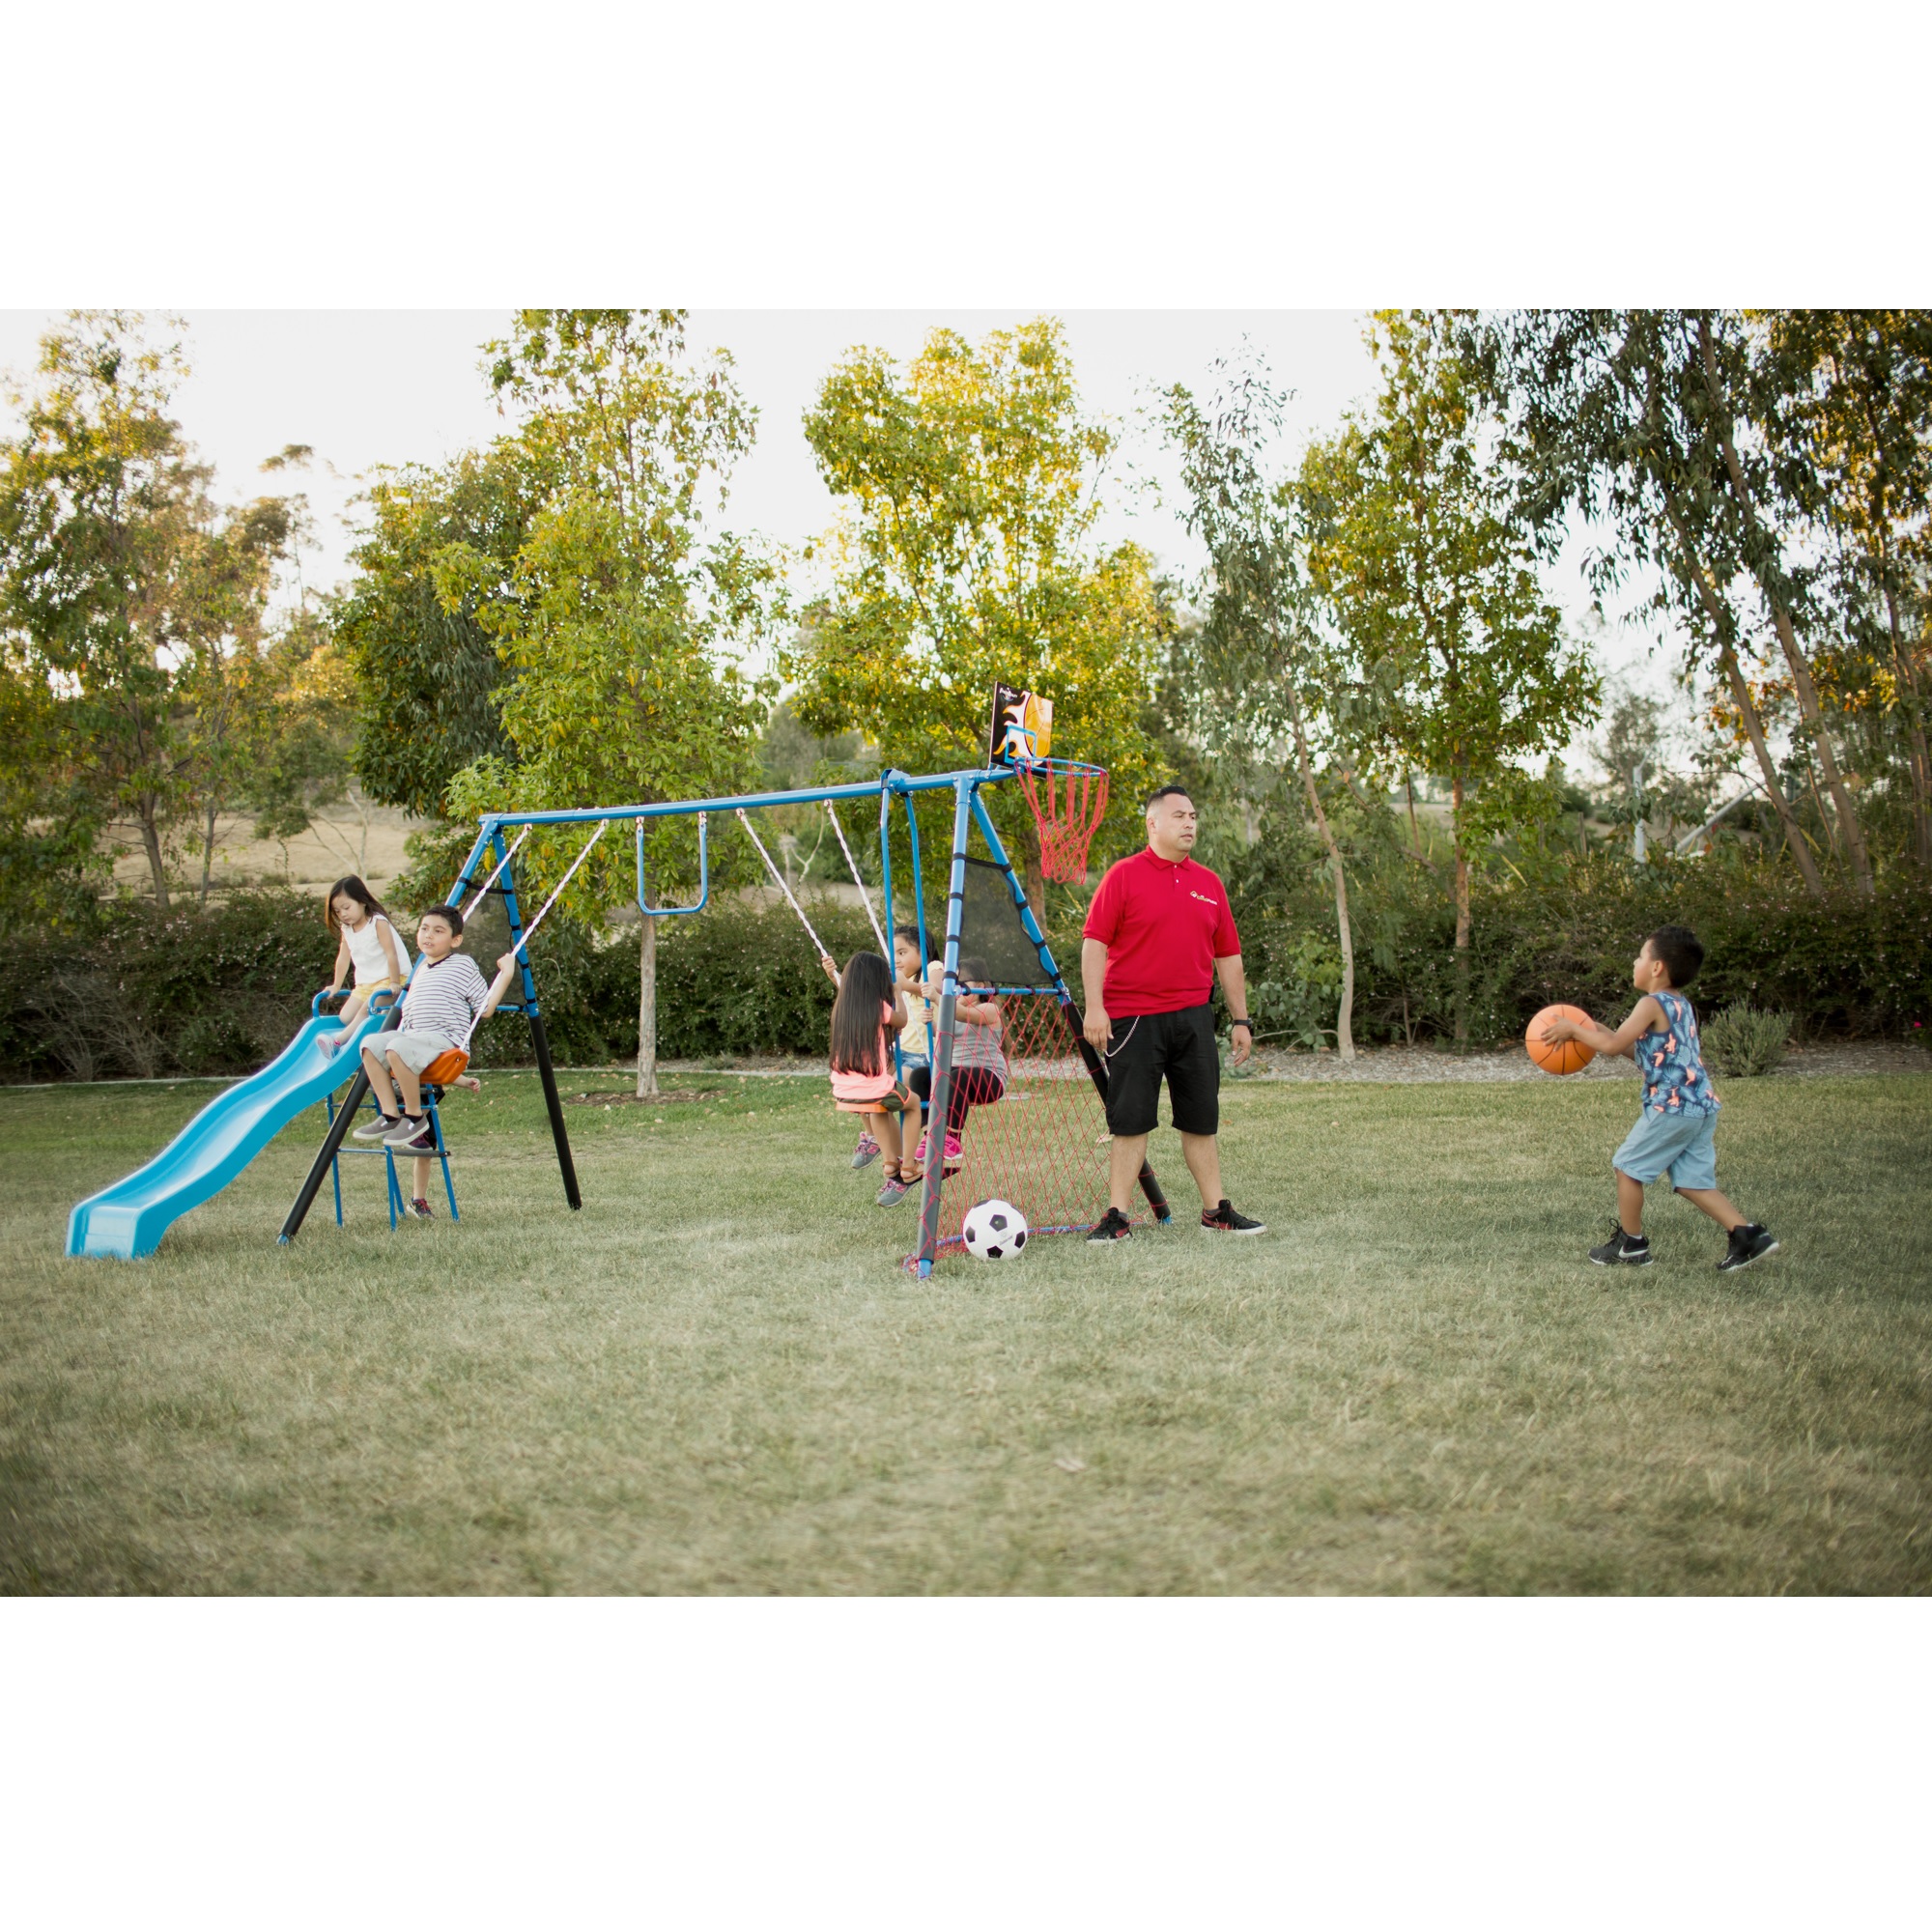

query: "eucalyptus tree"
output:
1760 310 1932 870
1476 309 1869 895
1160 356 1360 1061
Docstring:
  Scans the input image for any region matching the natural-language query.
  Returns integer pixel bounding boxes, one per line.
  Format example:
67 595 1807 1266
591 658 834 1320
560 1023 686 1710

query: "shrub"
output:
1700 1004 1794 1078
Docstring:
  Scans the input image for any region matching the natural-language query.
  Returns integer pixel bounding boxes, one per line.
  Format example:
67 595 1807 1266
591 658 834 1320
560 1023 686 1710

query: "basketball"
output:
1526 1004 1596 1075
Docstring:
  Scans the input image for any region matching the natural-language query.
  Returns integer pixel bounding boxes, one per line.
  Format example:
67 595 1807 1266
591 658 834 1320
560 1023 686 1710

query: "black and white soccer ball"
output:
962 1197 1029 1260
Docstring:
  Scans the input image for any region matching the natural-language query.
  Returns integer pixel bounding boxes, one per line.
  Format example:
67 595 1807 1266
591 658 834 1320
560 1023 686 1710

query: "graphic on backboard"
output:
987 683 1054 766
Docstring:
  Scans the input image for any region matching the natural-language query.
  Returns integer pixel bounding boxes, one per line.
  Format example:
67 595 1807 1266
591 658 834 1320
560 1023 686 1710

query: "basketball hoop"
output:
1014 757 1109 883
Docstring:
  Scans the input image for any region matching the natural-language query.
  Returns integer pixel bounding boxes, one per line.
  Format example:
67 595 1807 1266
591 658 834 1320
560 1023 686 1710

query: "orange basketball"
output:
1526 1004 1596 1075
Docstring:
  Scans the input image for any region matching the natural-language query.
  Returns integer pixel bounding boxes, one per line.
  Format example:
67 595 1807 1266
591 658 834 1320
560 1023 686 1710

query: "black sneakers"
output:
1718 1223 1779 1272
1201 1199 1265 1235
1087 1207 1132 1242
1589 1227 1653 1266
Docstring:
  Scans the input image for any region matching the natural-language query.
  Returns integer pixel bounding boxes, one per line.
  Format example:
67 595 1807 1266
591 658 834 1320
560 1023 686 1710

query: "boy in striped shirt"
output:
354 903 520 1151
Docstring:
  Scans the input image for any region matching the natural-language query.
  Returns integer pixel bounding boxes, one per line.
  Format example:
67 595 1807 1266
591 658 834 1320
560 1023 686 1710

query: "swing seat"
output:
834 1080 915 1117
420 1048 470 1088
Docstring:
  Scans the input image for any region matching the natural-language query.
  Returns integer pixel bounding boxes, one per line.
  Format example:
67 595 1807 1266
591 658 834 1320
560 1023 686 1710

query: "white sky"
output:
0 307 1685 778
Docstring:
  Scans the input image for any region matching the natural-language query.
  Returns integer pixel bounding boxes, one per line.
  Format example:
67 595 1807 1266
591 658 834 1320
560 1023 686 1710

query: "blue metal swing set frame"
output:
279 762 1168 1273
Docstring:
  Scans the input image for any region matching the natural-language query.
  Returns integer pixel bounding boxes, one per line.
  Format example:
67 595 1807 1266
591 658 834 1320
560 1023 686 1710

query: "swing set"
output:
277 735 1159 1275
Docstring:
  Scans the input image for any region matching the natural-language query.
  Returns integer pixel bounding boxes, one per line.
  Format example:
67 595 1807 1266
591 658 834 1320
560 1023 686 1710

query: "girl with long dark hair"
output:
827 951 915 1206
318 875 411 1057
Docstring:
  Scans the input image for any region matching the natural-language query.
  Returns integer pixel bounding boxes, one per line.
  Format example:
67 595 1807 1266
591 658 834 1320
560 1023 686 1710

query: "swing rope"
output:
459 826 532 922
825 799 890 957
453 820 607 1055
737 808 832 961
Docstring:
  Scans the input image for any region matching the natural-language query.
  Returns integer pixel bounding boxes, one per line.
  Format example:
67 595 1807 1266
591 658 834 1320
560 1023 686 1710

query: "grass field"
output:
2 1068 1929 1595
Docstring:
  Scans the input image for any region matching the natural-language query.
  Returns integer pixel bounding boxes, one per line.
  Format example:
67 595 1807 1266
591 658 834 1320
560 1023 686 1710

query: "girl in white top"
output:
320 875 412 1056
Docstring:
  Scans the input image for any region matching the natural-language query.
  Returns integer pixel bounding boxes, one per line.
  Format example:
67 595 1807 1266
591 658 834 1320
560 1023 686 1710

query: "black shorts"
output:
1101 1003 1219 1138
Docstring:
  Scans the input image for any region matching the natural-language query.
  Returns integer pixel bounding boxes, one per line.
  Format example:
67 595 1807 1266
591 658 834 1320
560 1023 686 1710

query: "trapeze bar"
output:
473 765 1015 832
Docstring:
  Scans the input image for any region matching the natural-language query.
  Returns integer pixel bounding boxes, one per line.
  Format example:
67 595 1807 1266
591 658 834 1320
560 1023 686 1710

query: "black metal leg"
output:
282 1069 371 1244
528 1011 581 1210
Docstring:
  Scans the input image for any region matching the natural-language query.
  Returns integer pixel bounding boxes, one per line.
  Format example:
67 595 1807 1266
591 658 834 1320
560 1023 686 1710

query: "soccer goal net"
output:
904 851 1169 1267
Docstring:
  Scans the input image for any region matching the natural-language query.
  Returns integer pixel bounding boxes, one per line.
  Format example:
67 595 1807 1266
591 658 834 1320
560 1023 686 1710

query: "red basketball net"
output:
906 992 1157 1267
1015 758 1109 883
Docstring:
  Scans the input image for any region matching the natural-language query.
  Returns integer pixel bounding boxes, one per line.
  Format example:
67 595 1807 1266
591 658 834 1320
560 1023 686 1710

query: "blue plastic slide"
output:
66 1011 391 1260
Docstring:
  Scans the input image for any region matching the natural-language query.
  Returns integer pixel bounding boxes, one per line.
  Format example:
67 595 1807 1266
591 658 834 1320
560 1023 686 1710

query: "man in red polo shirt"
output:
1080 784 1264 1240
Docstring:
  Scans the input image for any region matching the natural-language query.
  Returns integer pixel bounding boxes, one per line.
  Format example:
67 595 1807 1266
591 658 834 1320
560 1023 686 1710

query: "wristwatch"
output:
1230 1018 1251 1030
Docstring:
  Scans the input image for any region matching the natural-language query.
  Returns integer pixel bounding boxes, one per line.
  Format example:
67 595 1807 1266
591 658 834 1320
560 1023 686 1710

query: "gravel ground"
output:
615 1041 1931 1086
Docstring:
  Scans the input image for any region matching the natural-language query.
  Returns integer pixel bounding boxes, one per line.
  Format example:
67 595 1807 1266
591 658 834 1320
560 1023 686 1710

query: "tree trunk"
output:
1658 493 1827 896
1451 772 1469 1047
1881 579 1932 869
200 798 217 906
1282 689 1354 1061
1769 603 1872 893
1406 773 1427 864
138 803 170 911
1696 317 1872 894
636 912 660 1098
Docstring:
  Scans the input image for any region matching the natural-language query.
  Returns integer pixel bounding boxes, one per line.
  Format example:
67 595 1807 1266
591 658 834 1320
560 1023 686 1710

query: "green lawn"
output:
2 1069 1928 1594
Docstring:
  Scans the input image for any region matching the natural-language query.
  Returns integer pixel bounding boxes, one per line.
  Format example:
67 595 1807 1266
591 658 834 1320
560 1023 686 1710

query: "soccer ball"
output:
962 1197 1029 1260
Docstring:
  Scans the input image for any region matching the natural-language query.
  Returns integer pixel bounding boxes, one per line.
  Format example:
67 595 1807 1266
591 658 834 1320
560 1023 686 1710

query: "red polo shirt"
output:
1082 848 1241 1016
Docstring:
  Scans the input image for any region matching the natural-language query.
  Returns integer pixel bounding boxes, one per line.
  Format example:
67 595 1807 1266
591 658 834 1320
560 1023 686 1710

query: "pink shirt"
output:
830 1000 898 1103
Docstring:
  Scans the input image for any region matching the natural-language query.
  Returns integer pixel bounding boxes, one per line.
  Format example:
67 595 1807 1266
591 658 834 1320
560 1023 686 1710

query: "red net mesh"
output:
1015 760 1109 883
908 992 1161 1266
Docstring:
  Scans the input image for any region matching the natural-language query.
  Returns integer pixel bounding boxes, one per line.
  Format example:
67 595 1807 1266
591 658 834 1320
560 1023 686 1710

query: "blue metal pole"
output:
913 775 977 1275
472 765 1012 832
969 790 1171 1226
877 778 900 1077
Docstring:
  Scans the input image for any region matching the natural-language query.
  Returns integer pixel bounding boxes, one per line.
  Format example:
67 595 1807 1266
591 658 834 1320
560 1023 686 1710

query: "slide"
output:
67 1011 392 1260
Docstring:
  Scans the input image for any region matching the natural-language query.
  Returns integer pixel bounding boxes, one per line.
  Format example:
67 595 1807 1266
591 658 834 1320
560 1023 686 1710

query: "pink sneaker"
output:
943 1130 963 1161
911 1129 929 1165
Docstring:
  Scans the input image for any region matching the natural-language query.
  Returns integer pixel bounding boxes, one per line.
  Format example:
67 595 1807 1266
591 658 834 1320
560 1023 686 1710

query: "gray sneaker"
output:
352 1113 401 1142
852 1130 882 1170
876 1174 912 1206
382 1115 431 1150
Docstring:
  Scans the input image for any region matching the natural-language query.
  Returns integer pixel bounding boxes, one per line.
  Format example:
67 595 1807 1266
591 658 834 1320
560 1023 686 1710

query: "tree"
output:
1478 310 1868 897
433 310 781 1096
1761 310 1932 870
1160 356 1362 1060
787 320 1163 896
0 311 306 912
335 443 529 818
1304 312 1598 1042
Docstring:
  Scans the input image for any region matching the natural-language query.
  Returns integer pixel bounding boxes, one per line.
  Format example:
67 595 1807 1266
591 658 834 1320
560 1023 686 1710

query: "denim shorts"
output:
1613 1107 1719 1190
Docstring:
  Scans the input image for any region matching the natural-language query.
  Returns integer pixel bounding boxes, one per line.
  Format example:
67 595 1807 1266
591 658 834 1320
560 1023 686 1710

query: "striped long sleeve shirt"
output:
399 952 491 1039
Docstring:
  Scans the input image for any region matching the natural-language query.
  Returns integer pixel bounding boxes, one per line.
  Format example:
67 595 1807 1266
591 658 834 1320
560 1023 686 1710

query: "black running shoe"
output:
1201 1199 1265 1235
1086 1207 1132 1242
1588 1226 1653 1266
1718 1223 1779 1272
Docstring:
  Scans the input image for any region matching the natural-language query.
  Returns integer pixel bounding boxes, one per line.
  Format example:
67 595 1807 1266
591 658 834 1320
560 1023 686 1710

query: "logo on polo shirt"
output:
1189 891 1218 906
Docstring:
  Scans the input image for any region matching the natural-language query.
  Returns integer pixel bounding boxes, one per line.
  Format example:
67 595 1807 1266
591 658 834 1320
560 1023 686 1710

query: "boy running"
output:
1539 924 1777 1272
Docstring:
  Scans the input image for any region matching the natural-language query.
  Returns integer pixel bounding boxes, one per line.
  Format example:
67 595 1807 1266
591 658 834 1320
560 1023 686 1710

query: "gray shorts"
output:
363 1028 458 1075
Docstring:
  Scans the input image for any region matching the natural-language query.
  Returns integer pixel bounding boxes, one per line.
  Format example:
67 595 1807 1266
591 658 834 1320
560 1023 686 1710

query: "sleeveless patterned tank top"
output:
1639 990 1719 1119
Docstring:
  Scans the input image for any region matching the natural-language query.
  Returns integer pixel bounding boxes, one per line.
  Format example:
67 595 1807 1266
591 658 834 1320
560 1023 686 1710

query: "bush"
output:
1229 853 1932 1050
1700 1004 1794 1078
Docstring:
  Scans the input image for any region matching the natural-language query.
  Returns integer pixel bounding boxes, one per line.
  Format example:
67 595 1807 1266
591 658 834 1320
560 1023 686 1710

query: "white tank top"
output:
346 914 409 987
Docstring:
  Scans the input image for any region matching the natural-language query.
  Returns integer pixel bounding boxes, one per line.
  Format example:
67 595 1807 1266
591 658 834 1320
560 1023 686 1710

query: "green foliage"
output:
0 889 338 1082
1228 850 1932 1049
788 319 1165 877
1700 1004 1795 1078
334 445 527 817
